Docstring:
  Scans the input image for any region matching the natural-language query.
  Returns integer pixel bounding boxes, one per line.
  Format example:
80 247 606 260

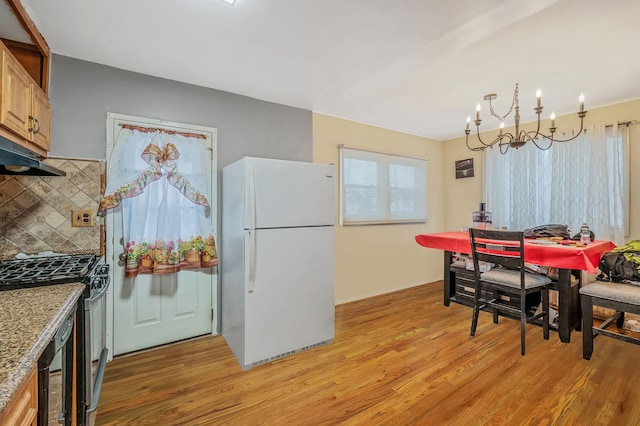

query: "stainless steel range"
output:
0 254 110 426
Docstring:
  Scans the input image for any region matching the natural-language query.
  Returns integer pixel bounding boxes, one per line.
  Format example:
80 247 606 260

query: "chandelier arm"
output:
502 132 515 141
521 130 542 141
465 137 485 151
474 125 496 147
530 137 554 150
536 111 587 143
465 133 486 151
499 141 510 154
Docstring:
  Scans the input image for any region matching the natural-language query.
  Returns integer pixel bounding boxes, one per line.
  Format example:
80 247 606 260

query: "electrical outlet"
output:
71 209 94 227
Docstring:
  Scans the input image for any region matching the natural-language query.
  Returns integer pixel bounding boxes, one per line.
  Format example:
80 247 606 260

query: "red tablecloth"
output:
415 231 616 274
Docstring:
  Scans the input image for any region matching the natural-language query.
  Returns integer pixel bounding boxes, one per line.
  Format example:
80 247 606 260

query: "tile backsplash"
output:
0 158 104 258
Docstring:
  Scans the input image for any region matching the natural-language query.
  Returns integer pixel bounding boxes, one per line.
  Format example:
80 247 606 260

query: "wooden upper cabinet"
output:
1 47 31 140
0 42 50 155
2 40 47 90
0 0 51 156
31 84 50 151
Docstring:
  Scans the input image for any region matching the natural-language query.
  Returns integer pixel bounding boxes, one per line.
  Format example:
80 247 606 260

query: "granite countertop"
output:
0 283 85 414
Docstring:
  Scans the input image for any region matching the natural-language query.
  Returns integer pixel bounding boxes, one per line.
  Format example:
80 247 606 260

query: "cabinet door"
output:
31 84 50 151
0 49 32 141
0 367 37 426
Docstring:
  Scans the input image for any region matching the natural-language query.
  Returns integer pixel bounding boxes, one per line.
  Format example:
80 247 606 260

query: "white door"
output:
105 113 217 357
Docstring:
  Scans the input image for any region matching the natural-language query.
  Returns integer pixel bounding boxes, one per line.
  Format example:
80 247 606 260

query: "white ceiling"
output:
11 0 640 140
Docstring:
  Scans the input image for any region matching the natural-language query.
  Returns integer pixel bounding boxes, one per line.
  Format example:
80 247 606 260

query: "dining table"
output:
415 231 616 343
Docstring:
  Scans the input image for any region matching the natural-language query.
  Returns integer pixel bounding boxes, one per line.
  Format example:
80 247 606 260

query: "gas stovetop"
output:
0 254 100 291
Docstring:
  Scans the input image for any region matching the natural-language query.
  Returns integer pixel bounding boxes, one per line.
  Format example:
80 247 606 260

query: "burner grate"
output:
0 254 98 291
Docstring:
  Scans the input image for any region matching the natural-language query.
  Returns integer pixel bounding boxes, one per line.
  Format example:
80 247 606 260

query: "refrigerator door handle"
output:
245 167 257 230
248 229 256 293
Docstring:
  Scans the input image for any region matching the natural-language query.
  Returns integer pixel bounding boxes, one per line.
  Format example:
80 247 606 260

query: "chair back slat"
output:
469 228 525 274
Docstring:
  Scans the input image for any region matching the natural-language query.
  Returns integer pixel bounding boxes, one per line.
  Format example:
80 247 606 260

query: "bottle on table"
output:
580 223 591 245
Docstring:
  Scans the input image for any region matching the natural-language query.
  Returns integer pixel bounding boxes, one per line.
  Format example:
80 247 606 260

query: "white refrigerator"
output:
221 157 335 370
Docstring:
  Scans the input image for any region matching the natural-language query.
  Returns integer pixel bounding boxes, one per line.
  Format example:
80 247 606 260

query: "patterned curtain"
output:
99 124 217 277
485 123 627 245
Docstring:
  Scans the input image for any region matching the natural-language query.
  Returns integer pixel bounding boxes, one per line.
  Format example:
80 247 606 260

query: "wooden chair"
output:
579 281 640 360
469 229 551 355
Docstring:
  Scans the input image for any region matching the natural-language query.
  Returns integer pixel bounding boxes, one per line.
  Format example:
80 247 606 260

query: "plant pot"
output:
202 254 211 262
140 258 152 267
126 258 139 269
185 250 201 263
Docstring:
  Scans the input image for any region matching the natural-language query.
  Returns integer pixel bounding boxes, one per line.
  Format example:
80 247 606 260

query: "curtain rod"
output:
119 123 207 140
605 120 639 128
561 120 638 134
337 144 429 161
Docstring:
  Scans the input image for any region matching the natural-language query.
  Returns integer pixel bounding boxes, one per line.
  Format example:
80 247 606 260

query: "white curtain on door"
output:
99 125 217 276
486 123 627 245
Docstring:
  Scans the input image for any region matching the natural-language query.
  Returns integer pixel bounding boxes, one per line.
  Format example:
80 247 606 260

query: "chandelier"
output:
465 83 587 154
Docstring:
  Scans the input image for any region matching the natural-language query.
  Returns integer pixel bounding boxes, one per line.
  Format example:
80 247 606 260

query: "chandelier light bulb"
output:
579 93 585 111
536 89 542 107
475 103 481 120
550 112 556 128
466 116 471 131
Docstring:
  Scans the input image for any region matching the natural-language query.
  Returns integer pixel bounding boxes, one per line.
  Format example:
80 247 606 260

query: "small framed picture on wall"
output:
455 158 474 179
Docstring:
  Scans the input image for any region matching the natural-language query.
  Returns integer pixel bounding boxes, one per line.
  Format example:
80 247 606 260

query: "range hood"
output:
0 136 66 176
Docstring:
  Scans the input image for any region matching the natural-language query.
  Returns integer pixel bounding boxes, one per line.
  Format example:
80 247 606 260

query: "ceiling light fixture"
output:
464 83 587 154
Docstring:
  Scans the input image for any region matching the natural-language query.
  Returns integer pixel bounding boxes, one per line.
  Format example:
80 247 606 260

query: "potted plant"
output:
202 245 216 262
168 250 180 265
153 239 169 264
201 235 217 262
177 239 188 262
137 241 152 267
125 241 139 269
185 236 204 263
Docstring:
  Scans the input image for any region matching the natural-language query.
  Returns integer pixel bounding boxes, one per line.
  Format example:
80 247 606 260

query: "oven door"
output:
39 304 76 426
84 267 110 420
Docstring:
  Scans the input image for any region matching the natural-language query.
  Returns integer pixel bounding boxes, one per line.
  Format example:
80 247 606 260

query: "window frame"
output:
339 145 428 226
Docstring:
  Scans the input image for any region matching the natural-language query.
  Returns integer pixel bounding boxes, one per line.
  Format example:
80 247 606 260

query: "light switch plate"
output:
71 209 94 227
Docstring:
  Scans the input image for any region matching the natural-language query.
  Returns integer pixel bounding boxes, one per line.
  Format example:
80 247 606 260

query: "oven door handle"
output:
87 274 111 303
87 347 109 414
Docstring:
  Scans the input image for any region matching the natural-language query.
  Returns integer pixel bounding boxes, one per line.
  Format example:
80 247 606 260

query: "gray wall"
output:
48 55 312 331
49 54 312 165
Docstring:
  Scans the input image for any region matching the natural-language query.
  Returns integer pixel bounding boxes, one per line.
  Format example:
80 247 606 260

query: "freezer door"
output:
244 157 335 229
244 226 335 367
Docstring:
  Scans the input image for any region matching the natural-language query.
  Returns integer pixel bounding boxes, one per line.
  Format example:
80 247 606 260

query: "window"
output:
339 146 427 225
485 123 628 245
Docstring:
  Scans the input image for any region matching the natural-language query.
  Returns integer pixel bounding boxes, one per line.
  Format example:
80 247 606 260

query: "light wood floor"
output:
96 281 640 425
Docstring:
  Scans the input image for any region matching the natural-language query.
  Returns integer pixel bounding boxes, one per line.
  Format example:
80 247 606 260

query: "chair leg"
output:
492 288 499 324
471 306 479 337
617 311 626 328
542 287 549 340
581 294 594 360
520 293 526 356
470 282 481 337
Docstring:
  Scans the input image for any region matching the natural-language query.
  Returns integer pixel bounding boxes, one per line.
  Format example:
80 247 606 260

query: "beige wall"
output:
313 114 444 304
313 99 639 305
443 99 640 239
